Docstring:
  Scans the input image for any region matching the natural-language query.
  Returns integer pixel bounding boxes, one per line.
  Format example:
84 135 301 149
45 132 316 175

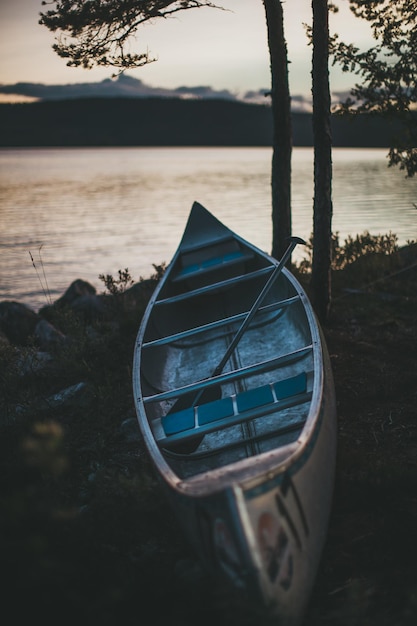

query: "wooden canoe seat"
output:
173 249 254 283
158 372 309 448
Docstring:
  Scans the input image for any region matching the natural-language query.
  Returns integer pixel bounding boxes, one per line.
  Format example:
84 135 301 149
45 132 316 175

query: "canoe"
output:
133 202 337 624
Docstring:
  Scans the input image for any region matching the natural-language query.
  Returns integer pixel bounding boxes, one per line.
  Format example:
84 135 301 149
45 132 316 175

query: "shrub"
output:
297 231 400 273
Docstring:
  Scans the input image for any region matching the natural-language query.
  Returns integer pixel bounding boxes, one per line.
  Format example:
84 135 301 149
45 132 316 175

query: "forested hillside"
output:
0 97 405 148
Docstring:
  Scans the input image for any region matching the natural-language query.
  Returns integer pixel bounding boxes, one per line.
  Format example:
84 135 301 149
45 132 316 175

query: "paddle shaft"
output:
212 236 305 377
191 236 305 406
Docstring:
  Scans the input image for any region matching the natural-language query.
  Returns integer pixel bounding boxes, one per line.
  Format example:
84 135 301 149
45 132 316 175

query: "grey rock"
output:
0 301 39 345
34 318 66 350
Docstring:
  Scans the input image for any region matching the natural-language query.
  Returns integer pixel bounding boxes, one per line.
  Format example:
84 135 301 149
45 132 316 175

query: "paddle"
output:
166 236 305 452
209 236 306 381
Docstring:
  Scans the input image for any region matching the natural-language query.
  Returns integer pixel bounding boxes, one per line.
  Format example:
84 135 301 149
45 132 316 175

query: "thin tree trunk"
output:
311 0 333 323
263 0 292 261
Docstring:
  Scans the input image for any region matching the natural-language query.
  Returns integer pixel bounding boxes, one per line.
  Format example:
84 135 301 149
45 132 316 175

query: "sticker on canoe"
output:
257 511 294 590
214 518 244 586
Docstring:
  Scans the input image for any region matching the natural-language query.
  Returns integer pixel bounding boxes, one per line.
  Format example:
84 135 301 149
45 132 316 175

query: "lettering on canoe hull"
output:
257 473 309 589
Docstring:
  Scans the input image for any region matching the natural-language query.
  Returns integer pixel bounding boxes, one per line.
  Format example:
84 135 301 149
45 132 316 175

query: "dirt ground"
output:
306 260 417 625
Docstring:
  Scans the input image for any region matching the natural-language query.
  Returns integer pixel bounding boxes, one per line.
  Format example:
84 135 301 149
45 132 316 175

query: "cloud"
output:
3 75 355 112
0 93 39 103
240 90 314 112
242 89 271 104
0 74 242 102
331 89 354 104
290 95 313 113
174 85 239 100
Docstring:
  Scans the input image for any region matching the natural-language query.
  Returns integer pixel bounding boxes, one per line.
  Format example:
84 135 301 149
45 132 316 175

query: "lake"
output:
1 146 416 312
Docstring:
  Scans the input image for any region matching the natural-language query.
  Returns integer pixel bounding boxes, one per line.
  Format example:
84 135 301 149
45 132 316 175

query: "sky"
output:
0 0 375 101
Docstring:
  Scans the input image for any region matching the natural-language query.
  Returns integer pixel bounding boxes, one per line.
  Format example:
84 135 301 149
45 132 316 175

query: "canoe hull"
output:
133 202 337 624
157 335 335 624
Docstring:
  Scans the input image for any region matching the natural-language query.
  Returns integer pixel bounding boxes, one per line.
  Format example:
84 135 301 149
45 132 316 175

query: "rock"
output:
119 417 141 443
0 301 39 345
3 278 155 343
15 350 53 376
0 300 67 350
54 279 97 307
34 318 66 350
7 382 94 421
40 279 108 322
69 293 108 321
44 382 94 410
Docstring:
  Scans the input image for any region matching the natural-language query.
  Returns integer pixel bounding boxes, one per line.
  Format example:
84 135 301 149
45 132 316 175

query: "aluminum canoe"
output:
132 202 337 624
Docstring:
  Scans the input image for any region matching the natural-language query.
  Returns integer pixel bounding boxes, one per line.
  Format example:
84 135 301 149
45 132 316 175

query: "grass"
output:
0 242 416 625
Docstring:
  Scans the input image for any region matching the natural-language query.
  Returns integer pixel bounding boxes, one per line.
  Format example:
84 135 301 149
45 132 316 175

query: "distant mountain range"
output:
0 96 405 148
0 74 273 106
0 74 344 111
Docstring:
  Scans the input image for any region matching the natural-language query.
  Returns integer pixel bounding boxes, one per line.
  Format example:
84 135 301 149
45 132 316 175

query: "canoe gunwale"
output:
132 204 337 622
133 203 327 496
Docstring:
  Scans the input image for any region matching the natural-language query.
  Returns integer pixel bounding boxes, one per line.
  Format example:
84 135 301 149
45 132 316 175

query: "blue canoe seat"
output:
173 249 254 282
162 397 234 436
159 372 309 446
199 397 235 425
236 384 274 413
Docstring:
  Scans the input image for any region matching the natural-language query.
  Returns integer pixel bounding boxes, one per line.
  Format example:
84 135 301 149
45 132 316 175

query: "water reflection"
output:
0 147 416 311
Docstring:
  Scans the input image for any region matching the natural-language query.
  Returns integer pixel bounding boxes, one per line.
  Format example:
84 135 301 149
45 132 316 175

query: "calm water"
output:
1 147 416 312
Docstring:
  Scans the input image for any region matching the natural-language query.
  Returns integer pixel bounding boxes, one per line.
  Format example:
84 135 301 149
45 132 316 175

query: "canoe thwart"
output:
143 345 313 405
142 295 300 349
154 266 274 306
156 372 310 450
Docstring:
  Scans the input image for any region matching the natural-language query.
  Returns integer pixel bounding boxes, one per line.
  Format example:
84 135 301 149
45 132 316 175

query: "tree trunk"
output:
263 0 292 261
311 0 333 324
